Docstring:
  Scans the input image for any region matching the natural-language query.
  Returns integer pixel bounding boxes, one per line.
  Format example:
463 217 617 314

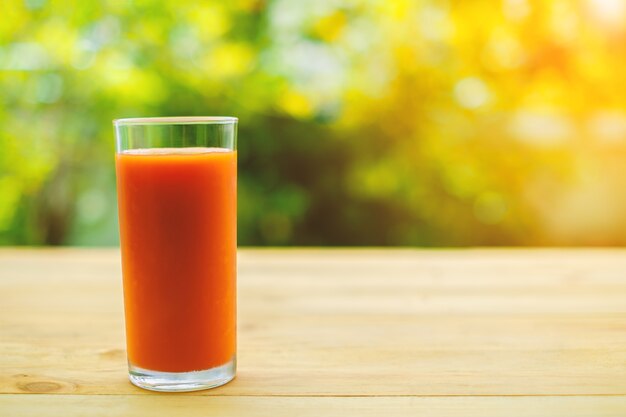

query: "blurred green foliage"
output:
2 0 626 246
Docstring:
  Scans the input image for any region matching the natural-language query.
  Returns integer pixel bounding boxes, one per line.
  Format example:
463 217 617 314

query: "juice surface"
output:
116 147 236 372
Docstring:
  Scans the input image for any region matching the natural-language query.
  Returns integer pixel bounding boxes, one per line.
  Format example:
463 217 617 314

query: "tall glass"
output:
113 117 237 392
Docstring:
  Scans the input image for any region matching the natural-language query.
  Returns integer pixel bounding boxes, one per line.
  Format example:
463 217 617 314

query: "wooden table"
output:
1 249 625 416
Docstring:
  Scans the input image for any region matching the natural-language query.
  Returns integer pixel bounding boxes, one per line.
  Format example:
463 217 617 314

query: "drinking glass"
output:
113 117 237 392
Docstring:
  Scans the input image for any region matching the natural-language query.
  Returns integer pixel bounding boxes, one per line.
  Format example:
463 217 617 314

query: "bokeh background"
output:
2 0 626 246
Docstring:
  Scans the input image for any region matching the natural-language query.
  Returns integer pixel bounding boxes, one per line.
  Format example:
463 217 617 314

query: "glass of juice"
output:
113 117 237 392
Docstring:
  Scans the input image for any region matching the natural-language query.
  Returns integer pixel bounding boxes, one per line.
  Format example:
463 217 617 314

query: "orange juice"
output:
115 147 236 373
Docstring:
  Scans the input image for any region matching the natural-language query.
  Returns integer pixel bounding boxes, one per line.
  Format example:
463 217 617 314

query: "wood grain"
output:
2 395 626 417
1 249 625 414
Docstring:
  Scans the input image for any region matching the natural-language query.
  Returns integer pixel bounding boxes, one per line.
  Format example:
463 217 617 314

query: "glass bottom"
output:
128 357 236 392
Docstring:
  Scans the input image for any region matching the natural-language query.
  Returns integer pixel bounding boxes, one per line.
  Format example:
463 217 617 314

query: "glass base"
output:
128 357 236 392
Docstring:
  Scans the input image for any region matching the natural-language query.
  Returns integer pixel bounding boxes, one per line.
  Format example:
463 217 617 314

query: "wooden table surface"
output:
1 248 625 416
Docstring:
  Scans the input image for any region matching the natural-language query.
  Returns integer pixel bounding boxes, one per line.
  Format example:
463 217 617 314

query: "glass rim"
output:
113 116 238 126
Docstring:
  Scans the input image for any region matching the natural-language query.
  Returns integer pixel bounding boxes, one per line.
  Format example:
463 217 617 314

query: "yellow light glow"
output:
586 0 626 26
